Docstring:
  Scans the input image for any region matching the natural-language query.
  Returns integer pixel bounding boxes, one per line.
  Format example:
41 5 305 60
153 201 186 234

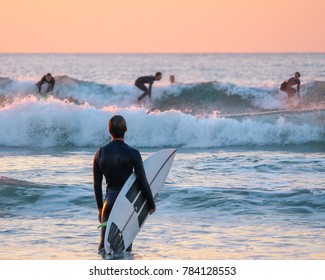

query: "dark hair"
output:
109 115 127 138
155 72 162 77
295 72 301 77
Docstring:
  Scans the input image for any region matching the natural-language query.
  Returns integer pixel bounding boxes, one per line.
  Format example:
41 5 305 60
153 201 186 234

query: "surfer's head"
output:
45 73 52 81
295 72 301 78
109 115 127 139
155 72 162 80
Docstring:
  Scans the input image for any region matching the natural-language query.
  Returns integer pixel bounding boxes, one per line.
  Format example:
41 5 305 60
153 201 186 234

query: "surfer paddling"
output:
36 73 55 95
135 72 162 103
93 115 156 256
280 72 301 101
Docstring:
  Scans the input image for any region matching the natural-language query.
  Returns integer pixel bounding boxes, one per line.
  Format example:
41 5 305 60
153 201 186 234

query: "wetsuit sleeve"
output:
133 150 156 209
93 149 104 210
50 78 55 91
148 82 153 97
297 80 300 93
37 76 46 92
148 76 155 97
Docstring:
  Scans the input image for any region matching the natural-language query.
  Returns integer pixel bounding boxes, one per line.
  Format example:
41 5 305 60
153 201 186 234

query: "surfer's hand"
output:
149 207 156 215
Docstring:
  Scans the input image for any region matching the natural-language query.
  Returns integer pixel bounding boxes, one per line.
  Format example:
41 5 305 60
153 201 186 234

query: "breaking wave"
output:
1 76 325 148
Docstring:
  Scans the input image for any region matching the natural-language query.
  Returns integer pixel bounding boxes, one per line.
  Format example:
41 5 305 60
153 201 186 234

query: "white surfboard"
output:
104 148 176 255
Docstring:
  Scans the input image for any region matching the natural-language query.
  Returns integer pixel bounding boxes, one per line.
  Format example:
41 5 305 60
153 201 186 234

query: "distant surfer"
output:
169 74 176 84
36 73 55 95
135 72 162 103
93 115 156 256
280 72 301 100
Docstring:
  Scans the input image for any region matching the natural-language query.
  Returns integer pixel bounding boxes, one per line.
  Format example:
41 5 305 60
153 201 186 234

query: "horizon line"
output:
1 51 325 55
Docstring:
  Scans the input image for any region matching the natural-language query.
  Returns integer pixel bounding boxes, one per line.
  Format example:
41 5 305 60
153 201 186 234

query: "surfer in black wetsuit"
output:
93 115 156 255
280 72 301 100
135 72 162 102
36 73 55 95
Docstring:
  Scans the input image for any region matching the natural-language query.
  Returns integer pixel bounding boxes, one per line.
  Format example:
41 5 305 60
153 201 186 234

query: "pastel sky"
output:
1 0 324 53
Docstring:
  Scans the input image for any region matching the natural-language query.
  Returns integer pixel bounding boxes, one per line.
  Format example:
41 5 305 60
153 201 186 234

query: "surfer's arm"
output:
49 78 55 91
148 83 153 99
133 151 156 211
37 82 42 93
37 77 45 93
93 150 104 218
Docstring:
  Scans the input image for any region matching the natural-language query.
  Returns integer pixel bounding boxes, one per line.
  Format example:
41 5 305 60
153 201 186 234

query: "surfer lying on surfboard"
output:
93 115 156 256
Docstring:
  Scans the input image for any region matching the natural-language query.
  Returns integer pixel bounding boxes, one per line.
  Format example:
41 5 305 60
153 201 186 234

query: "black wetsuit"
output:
37 75 55 94
135 75 155 101
93 140 156 252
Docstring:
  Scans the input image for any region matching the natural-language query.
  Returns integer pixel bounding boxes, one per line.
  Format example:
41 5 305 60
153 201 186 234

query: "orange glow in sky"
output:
1 0 324 53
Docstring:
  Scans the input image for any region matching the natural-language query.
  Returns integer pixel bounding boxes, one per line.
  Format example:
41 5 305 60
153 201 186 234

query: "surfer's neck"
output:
112 138 124 141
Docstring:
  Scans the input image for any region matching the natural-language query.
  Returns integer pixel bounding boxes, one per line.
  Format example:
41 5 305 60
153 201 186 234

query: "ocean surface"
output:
0 53 325 260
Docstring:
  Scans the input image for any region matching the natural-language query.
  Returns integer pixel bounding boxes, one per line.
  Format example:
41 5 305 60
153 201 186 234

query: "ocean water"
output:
0 53 325 260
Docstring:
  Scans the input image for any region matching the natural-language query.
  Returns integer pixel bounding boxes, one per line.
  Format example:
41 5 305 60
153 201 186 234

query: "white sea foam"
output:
1 97 324 148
